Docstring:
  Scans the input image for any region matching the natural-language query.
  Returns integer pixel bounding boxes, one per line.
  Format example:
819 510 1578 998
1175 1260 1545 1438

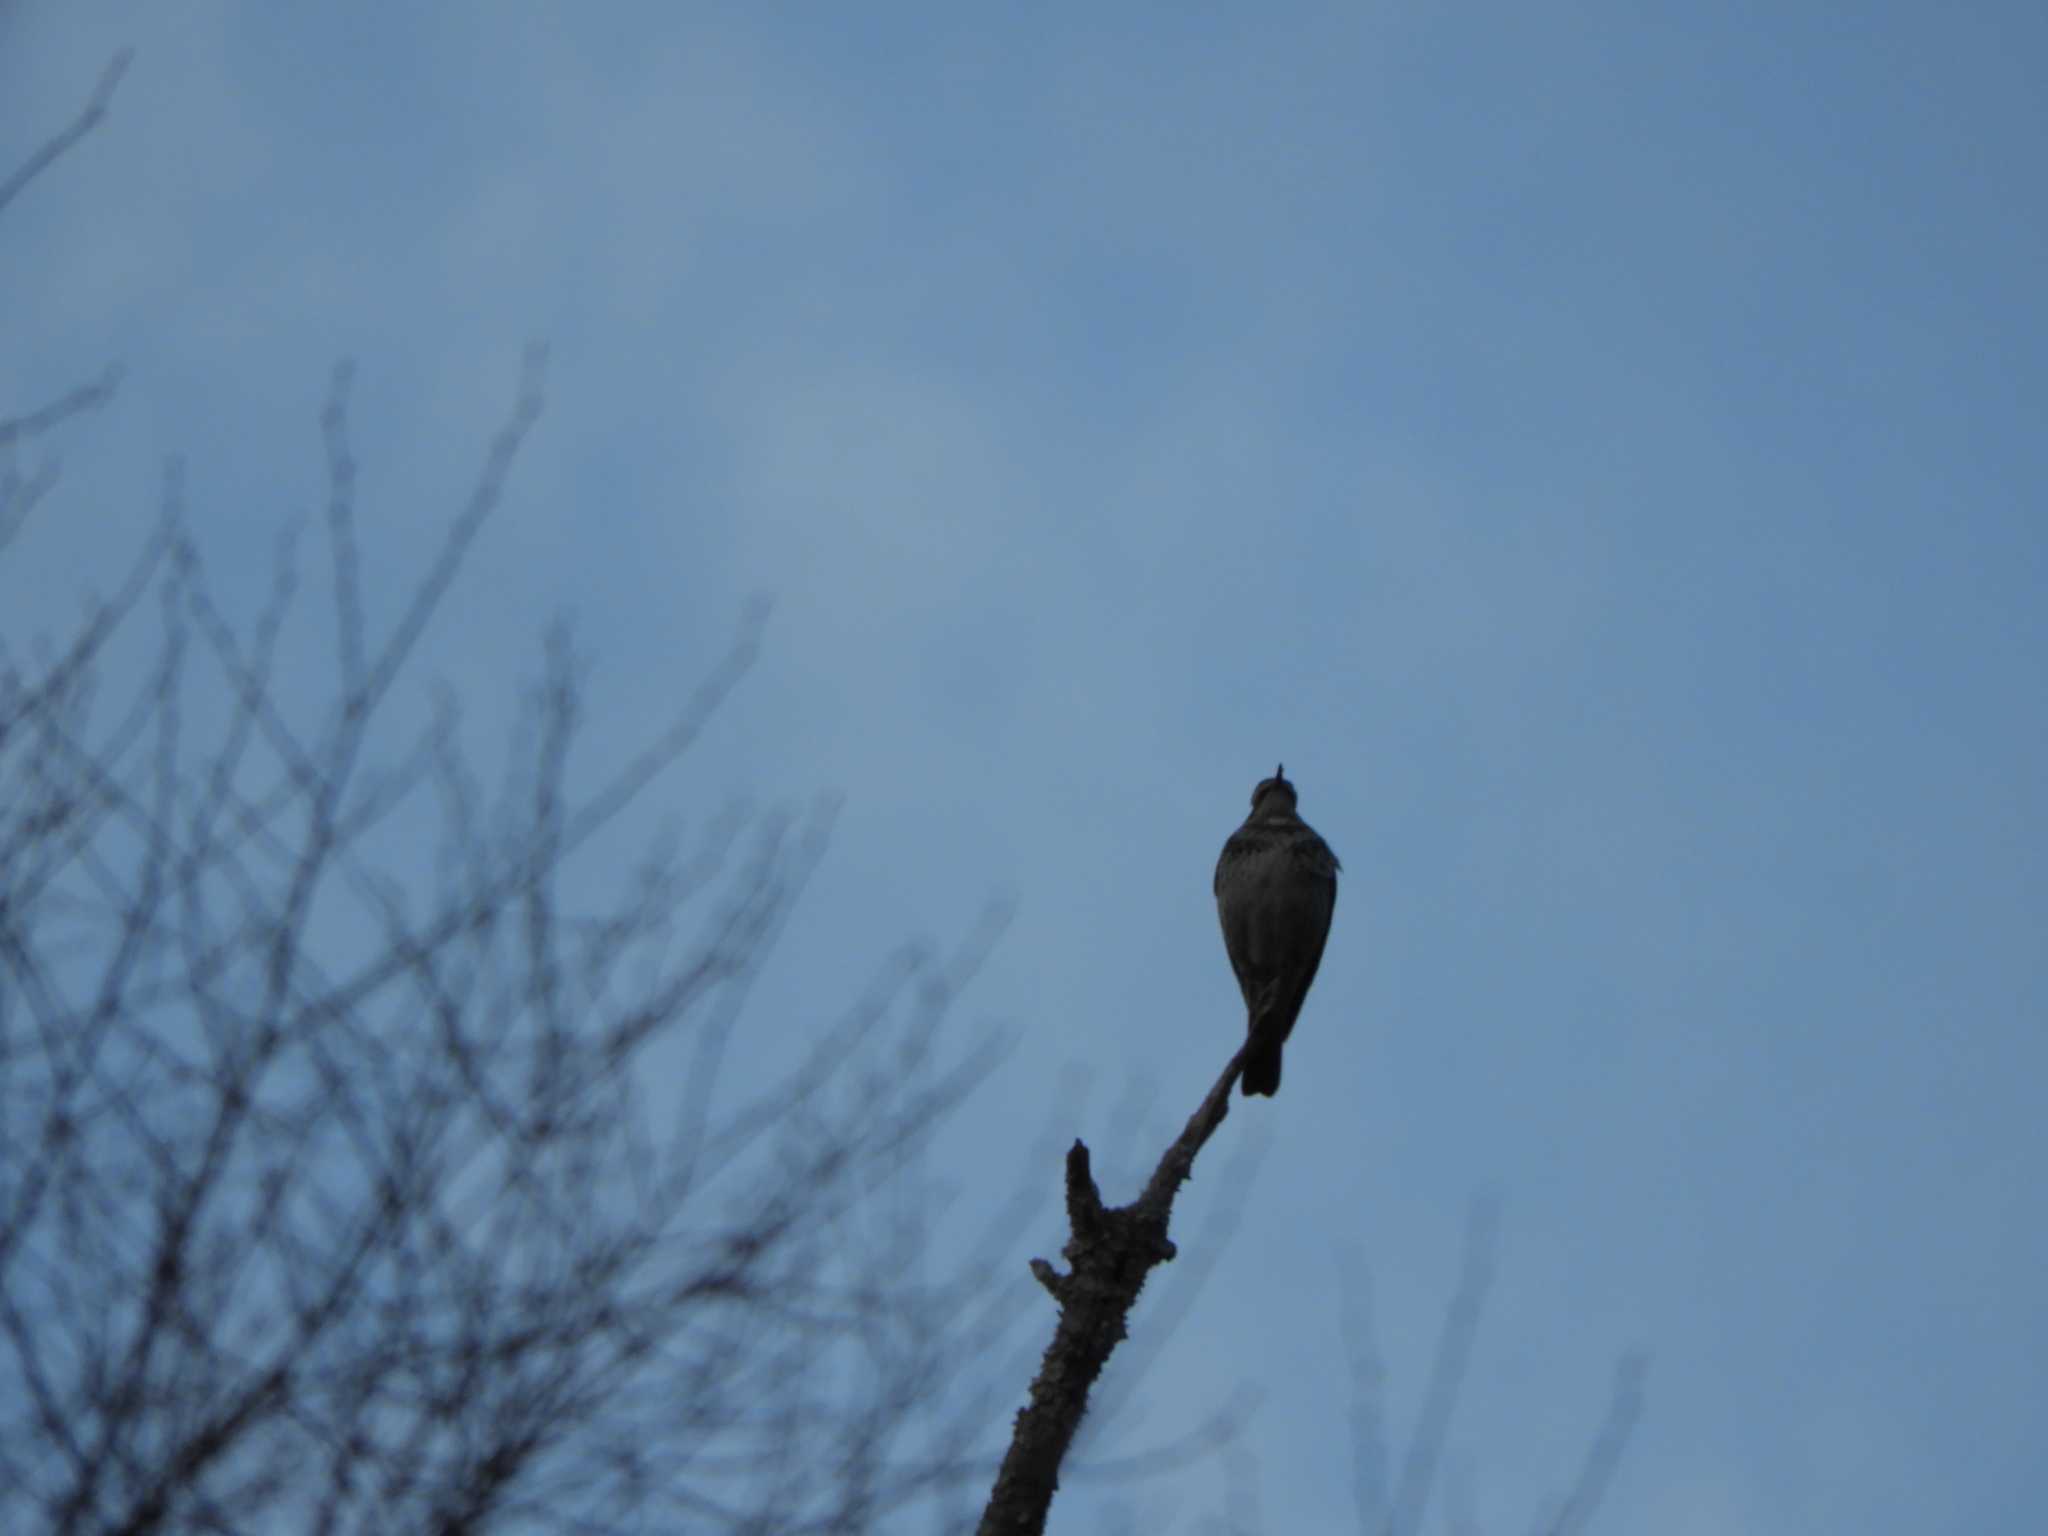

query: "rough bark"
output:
977 1045 1249 1536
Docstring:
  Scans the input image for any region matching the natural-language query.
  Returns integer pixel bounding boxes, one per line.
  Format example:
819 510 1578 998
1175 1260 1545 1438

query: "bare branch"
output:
1338 1204 1642 1536
0 48 134 220
0 365 121 453
0 49 133 548
1537 1352 1648 1536
1385 1195 1498 1536
2 361 1025 1534
977 1045 1254 1535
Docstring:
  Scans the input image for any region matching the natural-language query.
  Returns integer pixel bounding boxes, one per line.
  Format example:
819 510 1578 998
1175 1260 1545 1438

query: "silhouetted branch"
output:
0 365 122 455
1539 1352 1648 1536
0 52 132 547
0 47 133 219
977 1044 1253 1535
1386 1196 1498 1536
1339 1206 1645 1536
0 359 1022 1535
1070 1122 1269 1466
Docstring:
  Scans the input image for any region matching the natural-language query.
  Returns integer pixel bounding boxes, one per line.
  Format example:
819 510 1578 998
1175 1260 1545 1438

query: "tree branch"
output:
978 1044 1252 1535
0 48 134 221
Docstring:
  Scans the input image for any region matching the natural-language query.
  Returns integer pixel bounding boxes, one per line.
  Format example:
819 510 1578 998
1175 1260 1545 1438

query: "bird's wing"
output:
1215 836 1261 1006
1242 837 1336 1038
1269 867 1336 1014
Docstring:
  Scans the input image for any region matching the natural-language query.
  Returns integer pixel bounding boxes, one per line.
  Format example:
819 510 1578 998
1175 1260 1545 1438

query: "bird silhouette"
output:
1214 765 1339 1097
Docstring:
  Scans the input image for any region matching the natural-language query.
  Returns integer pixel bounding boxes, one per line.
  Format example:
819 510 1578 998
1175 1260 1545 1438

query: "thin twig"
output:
0 49 134 220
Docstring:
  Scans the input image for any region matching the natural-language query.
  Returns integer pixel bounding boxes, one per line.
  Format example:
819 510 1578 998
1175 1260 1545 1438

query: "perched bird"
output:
1214 765 1339 1097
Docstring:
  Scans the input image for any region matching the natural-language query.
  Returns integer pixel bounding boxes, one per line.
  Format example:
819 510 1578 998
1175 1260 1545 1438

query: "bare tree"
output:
7 54 1645 1536
1 60 1030 1536
976 1080 1646 1536
1338 1200 1648 1536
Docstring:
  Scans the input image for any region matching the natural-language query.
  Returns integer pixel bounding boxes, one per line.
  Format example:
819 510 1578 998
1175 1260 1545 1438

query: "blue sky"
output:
5 3 2045 1530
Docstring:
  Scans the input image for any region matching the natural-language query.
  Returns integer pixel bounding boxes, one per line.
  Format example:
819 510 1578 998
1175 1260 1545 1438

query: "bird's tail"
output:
1240 1033 1282 1097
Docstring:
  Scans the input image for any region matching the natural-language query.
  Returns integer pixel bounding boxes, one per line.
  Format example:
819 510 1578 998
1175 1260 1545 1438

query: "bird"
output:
1214 764 1339 1097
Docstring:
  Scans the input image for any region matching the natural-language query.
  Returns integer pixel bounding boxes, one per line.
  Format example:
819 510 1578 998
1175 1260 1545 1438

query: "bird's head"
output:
1248 763 1298 820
